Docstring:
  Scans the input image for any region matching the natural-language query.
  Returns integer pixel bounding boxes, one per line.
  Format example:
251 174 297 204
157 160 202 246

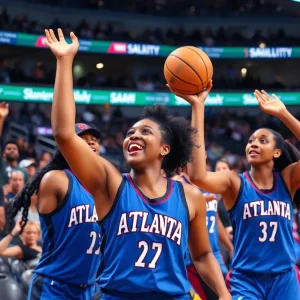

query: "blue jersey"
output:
180 175 221 265
229 171 296 274
98 174 190 297
205 196 221 257
34 170 101 285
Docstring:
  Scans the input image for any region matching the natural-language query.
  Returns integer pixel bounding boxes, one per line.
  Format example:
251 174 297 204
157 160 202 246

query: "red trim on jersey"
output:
225 270 232 292
127 174 173 205
244 171 277 194
294 265 300 284
186 265 207 300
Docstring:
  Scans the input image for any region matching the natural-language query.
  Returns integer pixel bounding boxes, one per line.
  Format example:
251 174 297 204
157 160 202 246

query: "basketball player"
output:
45 29 231 300
173 169 233 300
7 123 102 300
169 85 300 300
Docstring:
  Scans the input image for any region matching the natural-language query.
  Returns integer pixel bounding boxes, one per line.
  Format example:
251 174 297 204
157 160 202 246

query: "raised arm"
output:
168 84 239 205
45 29 122 210
254 90 300 196
0 221 22 258
185 185 231 299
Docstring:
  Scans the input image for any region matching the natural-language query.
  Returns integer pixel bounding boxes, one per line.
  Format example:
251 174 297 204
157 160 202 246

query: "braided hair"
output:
7 149 69 233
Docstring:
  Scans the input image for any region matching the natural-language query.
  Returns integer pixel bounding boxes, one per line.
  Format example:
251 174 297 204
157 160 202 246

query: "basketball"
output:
164 46 213 95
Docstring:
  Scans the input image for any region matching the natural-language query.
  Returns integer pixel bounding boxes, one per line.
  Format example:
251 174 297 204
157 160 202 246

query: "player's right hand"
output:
167 80 213 106
44 28 79 59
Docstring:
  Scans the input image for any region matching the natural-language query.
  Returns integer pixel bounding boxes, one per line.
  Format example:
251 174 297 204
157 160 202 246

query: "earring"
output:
161 152 165 156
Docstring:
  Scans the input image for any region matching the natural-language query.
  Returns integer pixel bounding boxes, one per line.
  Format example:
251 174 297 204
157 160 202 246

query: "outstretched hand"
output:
167 80 213 106
44 28 79 59
254 90 287 117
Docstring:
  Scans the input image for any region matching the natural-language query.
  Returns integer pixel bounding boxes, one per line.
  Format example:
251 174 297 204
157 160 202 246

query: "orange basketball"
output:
164 46 213 95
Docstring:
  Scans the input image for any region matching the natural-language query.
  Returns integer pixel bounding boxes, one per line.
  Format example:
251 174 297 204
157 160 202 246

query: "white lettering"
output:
117 213 129 235
110 92 136 104
149 214 160 234
171 222 182 245
243 203 252 219
166 218 177 238
129 211 143 232
76 205 85 223
248 47 292 58
127 44 160 56
68 208 78 227
141 212 150 232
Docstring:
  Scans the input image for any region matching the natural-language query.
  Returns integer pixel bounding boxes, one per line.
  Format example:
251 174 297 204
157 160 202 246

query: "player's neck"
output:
249 166 274 190
130 169 167 199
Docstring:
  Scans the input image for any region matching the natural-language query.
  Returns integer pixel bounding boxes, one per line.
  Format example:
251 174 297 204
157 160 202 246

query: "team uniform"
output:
226 171 299 300
97 174 191 300
28 170 101 300
181 175 228 276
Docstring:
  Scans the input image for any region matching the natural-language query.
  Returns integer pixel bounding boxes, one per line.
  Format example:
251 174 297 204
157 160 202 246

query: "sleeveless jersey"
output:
180 175 221 266
229 171 296 274
98 174 190 297
34 170 101 285
205 195 222 262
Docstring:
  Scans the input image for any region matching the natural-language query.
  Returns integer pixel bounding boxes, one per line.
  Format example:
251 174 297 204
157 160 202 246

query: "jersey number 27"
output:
135 241 163 269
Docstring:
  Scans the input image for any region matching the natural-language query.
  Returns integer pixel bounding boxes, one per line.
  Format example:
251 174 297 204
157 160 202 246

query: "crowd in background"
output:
0 6 299 47
0 58 297 91
2 102 300 173
14 0 297 17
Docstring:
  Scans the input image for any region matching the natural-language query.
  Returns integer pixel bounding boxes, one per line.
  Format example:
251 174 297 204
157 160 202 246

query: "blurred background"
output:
0 0 299 298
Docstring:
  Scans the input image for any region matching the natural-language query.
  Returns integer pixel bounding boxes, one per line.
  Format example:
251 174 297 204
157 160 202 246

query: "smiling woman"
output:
169 84 300 300
45 28 231 299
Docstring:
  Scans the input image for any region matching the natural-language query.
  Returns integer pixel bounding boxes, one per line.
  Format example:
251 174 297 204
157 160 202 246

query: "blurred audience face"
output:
39 152 52 169
22 222 40 246
4 143 19 162
9 171 24 194
42 152 52 163
79 133 100 155
27 164 37 179
215 160 231 172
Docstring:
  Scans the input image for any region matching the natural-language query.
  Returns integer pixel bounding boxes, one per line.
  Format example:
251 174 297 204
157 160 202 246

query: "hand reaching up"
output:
44 28 79 60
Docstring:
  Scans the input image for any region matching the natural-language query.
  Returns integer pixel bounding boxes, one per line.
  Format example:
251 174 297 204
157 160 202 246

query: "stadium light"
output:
96 63 104 69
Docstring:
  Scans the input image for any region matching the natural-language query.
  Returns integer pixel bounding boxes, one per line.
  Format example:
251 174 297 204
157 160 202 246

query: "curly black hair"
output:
7 150 69 233
266 129 300 208
140 104 197 177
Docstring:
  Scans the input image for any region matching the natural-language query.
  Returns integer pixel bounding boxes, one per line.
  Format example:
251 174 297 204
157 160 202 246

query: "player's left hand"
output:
254 90 287 117
167 80 213 106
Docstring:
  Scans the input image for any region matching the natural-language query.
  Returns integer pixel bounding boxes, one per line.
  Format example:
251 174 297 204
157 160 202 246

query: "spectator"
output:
19 159 37 181
5 170 25 202
15 193 39 223
0 220 41 262
38 152 52 169
0 186 5 232
0 141 28 186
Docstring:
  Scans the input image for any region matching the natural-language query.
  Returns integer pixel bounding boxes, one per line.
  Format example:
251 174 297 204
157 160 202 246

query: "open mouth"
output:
128 143 144 154
249 150 260 156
